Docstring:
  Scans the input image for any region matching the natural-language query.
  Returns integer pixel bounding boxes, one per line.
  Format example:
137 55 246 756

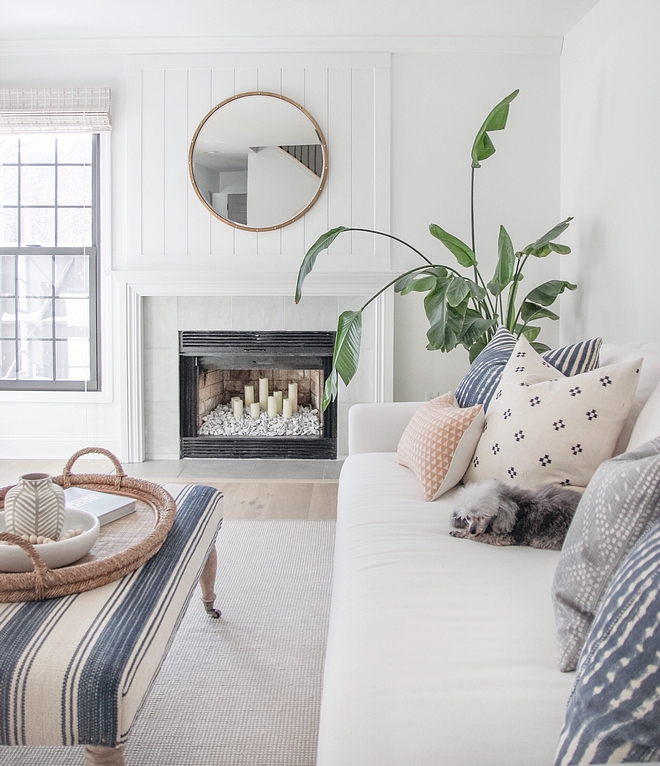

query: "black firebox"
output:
179 330 337 459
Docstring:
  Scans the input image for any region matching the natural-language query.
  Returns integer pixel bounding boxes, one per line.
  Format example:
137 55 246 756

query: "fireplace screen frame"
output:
179 330 337 459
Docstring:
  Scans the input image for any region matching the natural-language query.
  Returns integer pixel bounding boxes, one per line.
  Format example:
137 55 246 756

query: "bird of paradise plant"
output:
295 89 576 409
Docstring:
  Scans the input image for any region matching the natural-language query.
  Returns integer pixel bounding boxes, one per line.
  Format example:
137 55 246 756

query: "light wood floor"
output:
200 480 337 520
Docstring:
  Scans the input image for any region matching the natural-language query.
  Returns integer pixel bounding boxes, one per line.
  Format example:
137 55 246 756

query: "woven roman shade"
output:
0 87 111 134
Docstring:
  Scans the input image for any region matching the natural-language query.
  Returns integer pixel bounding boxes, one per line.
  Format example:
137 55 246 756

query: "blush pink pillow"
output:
397 392 485 501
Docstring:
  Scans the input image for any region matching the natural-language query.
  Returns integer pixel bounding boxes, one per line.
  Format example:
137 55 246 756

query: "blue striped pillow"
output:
555 520 660 765
454 328 602 410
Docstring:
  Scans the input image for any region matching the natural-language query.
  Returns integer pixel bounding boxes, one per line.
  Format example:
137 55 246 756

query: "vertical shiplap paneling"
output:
280 68 307 258
326 67 353 256
302 67 329 256
187 68 213 257
141 70 166 258
164 70 189 258
210 69 235 258
125 64 143 267
233 68 259 257
373 64 391 267
256 68 283 257
351 68 375 257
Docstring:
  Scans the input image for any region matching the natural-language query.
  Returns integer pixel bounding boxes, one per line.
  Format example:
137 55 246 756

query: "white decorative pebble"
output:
199 403 322 438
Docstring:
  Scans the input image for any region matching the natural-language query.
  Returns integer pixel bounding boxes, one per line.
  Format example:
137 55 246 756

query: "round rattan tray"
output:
0 447 176 602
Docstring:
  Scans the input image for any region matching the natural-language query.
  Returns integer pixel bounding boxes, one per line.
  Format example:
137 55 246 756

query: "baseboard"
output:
0 437 123 460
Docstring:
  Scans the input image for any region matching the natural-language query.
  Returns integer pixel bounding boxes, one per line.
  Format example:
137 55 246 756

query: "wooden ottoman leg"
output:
200 545 221 618
84 744 126 765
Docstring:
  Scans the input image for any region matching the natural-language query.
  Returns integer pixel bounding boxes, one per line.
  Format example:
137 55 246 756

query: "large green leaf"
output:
531 341 552 354
469 339 488 363
427 317 458 352
322 368 338 411
429 224 476 267
424 282 448 327
520 301 560 323
295 226 348 303
332 310 363 386
517 324 541 342
522 217 573 257
487 225 515 296
399 274 437 296
459 311 496 348
466 279 487 301
523 280 577 307
446 276 470 307
471 89 519 168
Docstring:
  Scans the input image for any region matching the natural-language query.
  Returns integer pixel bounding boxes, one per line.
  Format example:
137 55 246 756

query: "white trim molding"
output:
111 269 397 462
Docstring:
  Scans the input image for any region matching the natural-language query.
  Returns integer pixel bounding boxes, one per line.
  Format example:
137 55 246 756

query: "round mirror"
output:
189 92 328 231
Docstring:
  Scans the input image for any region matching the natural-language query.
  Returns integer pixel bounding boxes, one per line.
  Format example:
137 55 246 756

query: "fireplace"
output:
179 330 337 459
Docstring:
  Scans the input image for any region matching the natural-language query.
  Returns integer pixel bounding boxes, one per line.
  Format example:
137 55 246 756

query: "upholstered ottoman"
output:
0 483 223 766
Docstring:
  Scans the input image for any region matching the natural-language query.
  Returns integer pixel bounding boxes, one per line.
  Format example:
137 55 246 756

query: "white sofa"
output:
316 342 660 766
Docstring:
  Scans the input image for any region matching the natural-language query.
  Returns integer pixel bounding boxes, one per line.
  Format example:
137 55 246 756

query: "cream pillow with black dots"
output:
463 336 642 491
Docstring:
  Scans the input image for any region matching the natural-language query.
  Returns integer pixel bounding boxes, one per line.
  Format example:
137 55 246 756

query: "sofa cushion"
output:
454 327 602 411
555 520 660 765
600 342 660 454
552 437 660 672
463 336 641 491
317 451 575 766
396 391 484 501
627 379 660 452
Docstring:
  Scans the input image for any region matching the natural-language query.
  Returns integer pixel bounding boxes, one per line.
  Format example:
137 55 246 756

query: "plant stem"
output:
348 228 434 267
470 166 476 256
507 254 530 330
358 266 433 312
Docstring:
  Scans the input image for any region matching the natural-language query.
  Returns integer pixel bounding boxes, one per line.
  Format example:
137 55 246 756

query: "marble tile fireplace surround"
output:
113 271 394 462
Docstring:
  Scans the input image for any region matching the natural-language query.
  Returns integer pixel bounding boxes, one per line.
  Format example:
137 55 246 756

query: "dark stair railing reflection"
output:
279 145 323 177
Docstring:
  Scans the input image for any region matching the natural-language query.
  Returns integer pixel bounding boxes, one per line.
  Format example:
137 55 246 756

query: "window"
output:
0 129 102 390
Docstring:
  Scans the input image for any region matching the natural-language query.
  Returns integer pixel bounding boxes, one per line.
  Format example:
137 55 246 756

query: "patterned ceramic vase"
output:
4 473 66 541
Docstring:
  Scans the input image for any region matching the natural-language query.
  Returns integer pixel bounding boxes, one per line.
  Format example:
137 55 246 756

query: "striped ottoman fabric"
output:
0 483 223 749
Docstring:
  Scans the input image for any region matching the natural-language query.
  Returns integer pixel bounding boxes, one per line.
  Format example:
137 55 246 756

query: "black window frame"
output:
0 133 101 392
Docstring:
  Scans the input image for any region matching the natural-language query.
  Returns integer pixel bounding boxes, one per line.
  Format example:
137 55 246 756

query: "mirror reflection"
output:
189 93 328 231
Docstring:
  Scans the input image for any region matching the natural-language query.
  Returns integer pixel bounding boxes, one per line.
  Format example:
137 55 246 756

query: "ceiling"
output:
0 0 601 41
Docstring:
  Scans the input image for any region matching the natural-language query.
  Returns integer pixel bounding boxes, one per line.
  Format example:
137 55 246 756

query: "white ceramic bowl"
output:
0 508 100 573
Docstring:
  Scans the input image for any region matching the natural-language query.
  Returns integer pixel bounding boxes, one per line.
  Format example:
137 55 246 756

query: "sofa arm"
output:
348 402 424 455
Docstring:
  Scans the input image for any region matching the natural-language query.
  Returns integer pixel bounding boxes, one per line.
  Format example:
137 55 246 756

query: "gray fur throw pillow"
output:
552 437 660 672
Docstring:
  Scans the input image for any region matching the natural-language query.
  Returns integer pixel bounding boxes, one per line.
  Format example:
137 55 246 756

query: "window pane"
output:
0 208 18 246
55 255 89 296
0 298 15 337
20 165 55 206
17 255 52 298
0 164 18 205
56 338 89 381
20 136 55 164
18 339 53 380
57 207 92 246
17 297 53 338
0 137 18 164
55 298 89 338
1 340 16 379
21 207 55 246
56 135 92 164
0 257 16 297
57 165 92 206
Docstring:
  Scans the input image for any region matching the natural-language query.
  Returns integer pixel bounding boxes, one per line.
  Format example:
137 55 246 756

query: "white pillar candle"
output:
259 378 269 410
233 398 243 419
267 395 277 419
288 382 298 413
283 398 293 419
250 402 261 419
244 385 255 406
273 390 283 414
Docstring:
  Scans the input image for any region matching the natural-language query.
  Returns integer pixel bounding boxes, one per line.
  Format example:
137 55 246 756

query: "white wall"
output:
0 41 563 459
560 0 660 345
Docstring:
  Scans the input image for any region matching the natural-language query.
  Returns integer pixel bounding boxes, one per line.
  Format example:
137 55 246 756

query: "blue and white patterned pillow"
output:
454 328 602 410
555 519 660 765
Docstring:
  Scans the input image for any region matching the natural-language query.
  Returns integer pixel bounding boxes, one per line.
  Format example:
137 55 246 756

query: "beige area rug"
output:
0 520 335 765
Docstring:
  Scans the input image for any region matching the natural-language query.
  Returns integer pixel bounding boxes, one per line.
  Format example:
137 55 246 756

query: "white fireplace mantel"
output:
111 270 397 462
